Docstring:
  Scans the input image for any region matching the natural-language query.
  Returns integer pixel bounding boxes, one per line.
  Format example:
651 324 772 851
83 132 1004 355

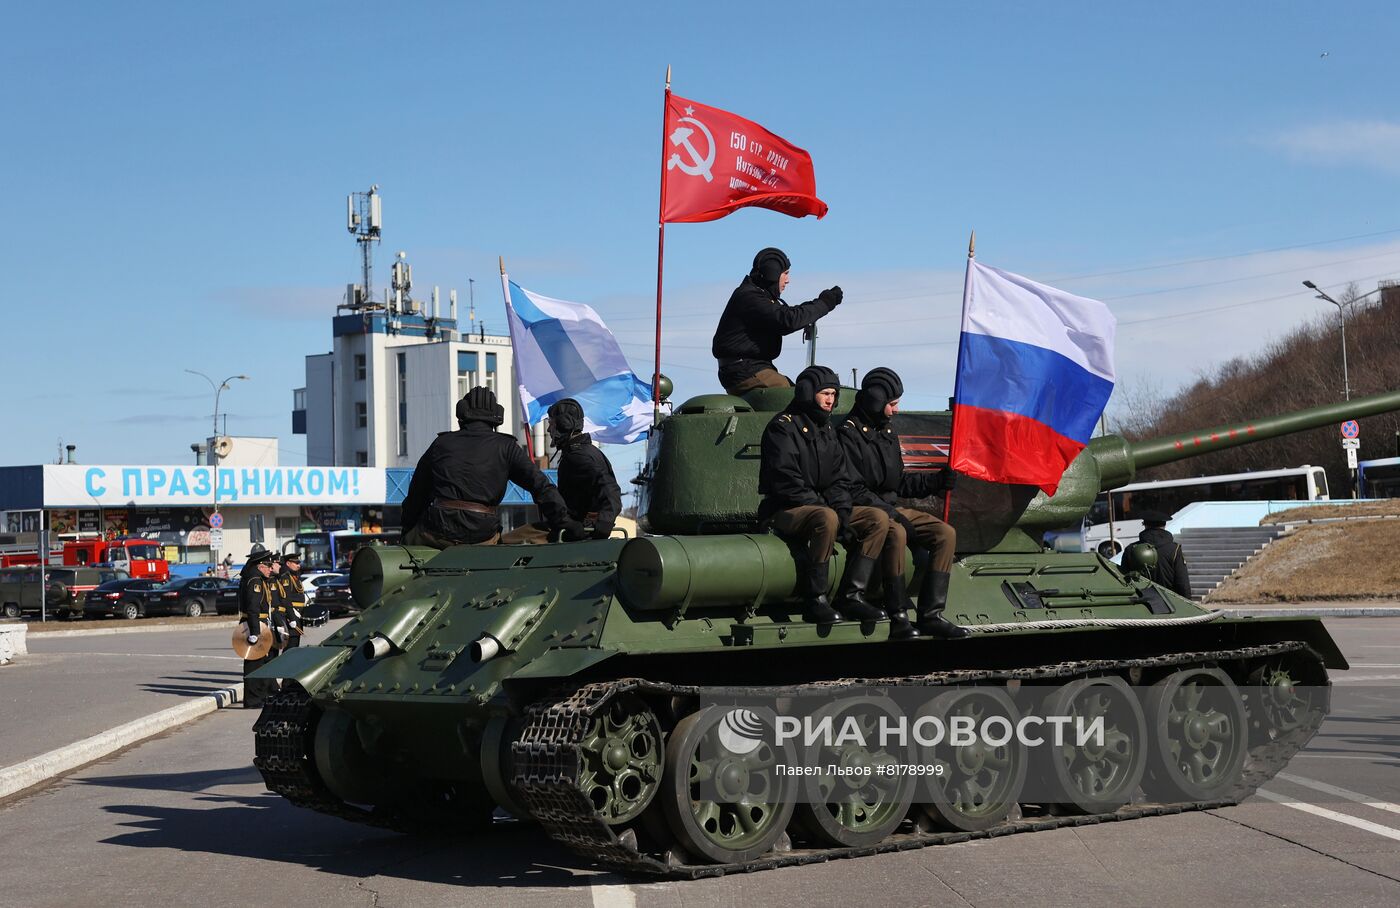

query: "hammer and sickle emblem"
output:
667 116 716 183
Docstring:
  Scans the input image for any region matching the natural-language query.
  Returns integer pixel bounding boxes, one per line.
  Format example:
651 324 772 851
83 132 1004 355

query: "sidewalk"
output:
0 620 345 801
1213 598 1400 618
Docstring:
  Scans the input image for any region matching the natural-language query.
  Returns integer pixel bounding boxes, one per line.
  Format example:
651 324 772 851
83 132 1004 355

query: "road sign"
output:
209 528 224 548
1347 447 1359 470
209 512 224 529
1342 437 1361 450
1341 420 1360 439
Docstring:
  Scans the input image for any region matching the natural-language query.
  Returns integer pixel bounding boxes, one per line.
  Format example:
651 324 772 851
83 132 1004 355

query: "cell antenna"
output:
345 185 382 309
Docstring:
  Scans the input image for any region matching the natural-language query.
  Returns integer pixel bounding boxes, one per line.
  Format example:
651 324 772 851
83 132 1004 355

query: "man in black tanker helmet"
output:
502 398 622 544
1136 510 1193 599
838 367 969 639
759 365 894 626
712 247 843 396
401 387 570 548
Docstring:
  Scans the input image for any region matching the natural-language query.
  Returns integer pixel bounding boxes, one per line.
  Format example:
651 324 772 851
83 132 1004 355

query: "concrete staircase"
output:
1176 526 1285 600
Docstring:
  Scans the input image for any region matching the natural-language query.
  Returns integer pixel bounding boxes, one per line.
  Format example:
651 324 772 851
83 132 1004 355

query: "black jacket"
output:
1139 527 1193 599
401 422 568 544
711 276 835 381
239 573 274 638
758 407 866 522
557 433 622 538
837 409 942 517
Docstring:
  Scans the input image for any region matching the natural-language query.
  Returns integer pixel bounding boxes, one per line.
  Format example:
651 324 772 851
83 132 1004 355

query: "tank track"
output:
510 642 1326 878
251 642 1325 878
252 688 400 831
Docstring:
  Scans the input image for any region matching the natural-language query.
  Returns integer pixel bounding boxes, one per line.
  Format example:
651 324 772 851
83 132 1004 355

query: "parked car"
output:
217 580 241 616
83 578 163 620
1 566 130 619
301 572 346 600
312 575 357 617
135 576 228 618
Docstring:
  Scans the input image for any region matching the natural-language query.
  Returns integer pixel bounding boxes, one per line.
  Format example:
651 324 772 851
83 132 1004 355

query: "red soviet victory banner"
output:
661 93 828 223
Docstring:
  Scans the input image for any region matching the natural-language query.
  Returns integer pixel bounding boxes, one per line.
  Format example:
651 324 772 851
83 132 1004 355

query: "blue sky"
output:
4 1 1398 482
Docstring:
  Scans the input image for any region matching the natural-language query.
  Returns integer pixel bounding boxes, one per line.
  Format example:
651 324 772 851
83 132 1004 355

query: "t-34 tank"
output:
252 385 1400 877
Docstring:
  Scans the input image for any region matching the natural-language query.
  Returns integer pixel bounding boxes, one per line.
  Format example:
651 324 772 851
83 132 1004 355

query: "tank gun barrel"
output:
1123 388 1400 480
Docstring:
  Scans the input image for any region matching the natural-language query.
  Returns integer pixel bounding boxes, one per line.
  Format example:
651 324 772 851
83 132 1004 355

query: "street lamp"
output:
1302 280 1350 401
185 370 250 446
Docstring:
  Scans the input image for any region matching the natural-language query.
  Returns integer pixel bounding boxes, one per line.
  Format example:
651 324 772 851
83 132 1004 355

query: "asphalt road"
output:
1 619 1398 907
0 620 345 767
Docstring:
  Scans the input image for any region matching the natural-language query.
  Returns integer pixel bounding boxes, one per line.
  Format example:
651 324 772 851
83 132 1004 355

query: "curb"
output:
0 682 244 802
1218 608 1400 618
26 620 240 640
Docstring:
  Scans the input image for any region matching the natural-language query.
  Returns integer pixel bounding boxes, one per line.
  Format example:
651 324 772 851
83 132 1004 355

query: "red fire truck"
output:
0 536 170 581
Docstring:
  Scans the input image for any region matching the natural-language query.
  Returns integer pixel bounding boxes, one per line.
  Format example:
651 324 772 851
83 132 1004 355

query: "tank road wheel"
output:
1037 675 1147 815
795 697 915 847
916 687 1028 832
1247 660 1325 741
662 705 796 864
1142 667 1248 802
578 693 663 825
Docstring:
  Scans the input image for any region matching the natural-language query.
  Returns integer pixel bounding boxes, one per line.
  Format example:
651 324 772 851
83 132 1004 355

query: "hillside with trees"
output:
1111 284 1400 493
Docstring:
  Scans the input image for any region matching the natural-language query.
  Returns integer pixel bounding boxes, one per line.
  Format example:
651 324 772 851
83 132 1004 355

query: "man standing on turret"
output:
712 248 843 396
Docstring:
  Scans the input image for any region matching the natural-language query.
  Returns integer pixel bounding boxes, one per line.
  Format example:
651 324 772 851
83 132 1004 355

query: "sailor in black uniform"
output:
502 398 622 544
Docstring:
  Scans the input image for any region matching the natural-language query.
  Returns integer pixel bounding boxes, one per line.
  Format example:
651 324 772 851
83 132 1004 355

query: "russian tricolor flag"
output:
950 261 1116 495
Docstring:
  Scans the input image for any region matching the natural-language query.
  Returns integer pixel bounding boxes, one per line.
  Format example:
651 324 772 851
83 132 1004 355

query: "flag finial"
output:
968 230 976 259
498 256 505 276
665 65 671 89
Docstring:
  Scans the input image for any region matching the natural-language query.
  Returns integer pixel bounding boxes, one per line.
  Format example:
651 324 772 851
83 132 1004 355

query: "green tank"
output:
252 385 1400 877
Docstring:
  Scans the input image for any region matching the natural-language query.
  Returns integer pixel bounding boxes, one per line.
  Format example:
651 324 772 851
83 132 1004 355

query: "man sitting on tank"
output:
758 364 894 626
838 367 969 640
711 247 843 396
401 387 570 548
502 398 620 544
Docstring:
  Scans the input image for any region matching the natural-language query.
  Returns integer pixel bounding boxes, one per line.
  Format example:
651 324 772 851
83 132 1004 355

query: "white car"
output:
301 572 347 600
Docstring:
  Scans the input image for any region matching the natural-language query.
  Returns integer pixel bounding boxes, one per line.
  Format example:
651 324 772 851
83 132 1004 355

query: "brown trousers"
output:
769 504 890 563
500 522 552 545
886 507 957 574
404 524 500 549
722 367 793 396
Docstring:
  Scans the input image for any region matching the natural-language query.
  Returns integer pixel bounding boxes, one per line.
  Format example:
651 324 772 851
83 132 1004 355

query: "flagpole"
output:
499 255 537 462
652 65 672 426
943 230 975 522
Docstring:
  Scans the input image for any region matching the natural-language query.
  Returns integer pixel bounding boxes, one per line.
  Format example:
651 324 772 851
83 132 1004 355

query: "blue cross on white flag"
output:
501 274 653 445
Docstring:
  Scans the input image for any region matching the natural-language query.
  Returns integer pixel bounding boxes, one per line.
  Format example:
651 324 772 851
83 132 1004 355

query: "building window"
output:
354 353 366 381
292 388 306 410
485 352 498 394
397 352 408 456
456 350 479 399
355 450 368 466
249 514 265 544
275 516 298 538
355 401 367 429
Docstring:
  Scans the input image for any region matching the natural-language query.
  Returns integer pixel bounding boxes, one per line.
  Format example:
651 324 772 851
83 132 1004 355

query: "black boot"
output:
916 570 970 638
833 555 886 622
883 577 921 640
801 560 840 625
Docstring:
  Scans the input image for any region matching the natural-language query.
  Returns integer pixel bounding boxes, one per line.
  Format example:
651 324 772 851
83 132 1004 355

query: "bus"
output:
1082 465 1330 556
1358 457 1400 498
294 530 402 572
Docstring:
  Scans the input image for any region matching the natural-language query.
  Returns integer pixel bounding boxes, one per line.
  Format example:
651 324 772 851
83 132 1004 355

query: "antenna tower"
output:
345 185 382 308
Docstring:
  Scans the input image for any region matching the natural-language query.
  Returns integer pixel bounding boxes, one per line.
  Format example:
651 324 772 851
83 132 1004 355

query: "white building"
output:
294 310 522 468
